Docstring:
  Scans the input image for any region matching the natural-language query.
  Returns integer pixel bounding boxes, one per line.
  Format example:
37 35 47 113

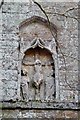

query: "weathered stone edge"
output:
0 102 79 109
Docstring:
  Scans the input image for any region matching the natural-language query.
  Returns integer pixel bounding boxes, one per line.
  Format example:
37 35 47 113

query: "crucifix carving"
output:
33 59 43 89
20 38 55 102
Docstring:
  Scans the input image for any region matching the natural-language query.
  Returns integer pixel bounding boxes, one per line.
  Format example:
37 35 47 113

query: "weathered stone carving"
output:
33 59 43 89
31 38 45 49
21 70 29 101
19 16 57 102
21 42 55 101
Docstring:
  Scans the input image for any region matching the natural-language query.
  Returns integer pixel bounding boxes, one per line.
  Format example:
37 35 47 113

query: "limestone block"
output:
2 70 18 81
2 33 20 41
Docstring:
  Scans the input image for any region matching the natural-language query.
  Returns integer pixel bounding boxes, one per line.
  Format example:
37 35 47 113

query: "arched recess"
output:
18 16 59 102
21 46 56 101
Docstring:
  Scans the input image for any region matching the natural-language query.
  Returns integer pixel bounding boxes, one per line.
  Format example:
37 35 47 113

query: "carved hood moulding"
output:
19 16 57 36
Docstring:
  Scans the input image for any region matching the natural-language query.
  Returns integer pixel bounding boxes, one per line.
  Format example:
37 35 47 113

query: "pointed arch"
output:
19 16 57 37
21 45 56 101
18 15 59 103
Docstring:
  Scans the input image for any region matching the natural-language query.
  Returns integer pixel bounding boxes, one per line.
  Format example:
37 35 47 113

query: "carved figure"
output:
33 59 43 89
21 70 29 100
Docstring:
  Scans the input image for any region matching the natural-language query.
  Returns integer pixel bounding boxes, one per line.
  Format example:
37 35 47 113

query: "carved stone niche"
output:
19 16 58 103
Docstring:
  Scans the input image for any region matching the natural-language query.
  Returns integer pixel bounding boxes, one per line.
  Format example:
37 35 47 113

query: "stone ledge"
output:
1 101 79 109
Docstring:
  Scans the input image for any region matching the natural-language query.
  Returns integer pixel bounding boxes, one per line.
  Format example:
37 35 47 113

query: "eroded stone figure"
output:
33 59 43 89
21 70 29 101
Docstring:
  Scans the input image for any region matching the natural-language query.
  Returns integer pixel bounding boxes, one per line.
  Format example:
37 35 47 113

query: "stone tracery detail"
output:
31 38 45 49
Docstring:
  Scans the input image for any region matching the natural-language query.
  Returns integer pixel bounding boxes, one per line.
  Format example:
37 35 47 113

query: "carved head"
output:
23 70 27 76
35 59 41 66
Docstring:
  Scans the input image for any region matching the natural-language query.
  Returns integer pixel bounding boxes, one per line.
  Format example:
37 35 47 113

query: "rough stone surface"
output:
1 110 79 119
0 1 79 119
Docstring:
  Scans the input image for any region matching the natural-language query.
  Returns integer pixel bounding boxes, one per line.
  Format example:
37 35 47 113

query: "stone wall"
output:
0 1 79 119
1 110 79 119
